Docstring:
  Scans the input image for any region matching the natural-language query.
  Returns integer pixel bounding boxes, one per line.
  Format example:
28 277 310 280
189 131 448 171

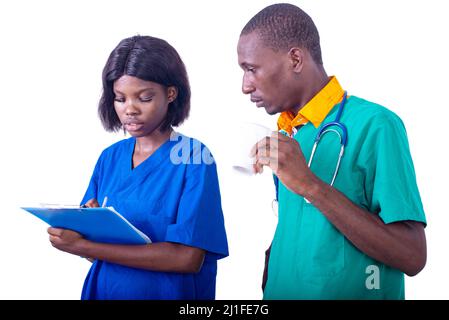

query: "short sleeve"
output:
80 151 104 205
357 111 426 225
165 147 229 259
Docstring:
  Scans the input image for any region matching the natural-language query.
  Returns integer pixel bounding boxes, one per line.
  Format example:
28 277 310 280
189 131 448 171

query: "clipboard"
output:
22 206 151 245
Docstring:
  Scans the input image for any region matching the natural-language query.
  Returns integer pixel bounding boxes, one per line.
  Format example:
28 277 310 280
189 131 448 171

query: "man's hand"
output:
250 132 317 196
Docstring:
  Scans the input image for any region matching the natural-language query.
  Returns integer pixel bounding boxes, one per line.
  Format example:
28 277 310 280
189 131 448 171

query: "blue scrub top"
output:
80 133 228 300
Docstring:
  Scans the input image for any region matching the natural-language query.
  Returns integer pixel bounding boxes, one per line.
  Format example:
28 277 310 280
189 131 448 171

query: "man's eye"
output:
247 67 255 73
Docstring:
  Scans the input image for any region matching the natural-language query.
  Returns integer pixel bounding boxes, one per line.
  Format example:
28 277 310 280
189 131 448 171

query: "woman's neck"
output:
134 128 173 156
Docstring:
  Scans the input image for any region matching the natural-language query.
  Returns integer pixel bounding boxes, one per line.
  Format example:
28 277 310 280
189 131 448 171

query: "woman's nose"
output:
125 100 139 115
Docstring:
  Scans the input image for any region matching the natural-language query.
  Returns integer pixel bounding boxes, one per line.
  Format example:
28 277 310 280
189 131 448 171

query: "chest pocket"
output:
298 202 345 278
292 119 346 279
113 195 174 242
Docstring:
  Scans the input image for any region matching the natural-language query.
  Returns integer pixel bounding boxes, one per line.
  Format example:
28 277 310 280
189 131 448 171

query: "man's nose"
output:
242 75 255 95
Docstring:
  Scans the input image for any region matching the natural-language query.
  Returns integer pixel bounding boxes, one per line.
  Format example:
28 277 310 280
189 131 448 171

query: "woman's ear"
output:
167 86 178 103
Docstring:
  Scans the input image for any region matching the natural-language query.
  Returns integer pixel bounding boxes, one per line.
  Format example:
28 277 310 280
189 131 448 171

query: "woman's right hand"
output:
83 198 100 208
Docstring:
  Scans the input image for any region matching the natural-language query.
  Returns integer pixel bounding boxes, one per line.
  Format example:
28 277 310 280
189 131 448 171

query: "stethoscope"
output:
272 91 348 214
308 90 348 187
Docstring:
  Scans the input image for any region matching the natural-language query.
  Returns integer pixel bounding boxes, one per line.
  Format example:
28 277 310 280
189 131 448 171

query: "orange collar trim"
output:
277 76 345 134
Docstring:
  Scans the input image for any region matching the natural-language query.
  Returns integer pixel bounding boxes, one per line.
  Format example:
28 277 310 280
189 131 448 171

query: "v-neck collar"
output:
127 135 175 174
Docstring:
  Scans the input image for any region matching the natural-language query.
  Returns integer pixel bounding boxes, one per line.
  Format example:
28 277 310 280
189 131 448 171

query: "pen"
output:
102 196 108 208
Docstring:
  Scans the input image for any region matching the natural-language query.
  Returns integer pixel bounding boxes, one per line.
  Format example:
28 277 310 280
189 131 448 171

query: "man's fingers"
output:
256 156 271 167
251 137 279 158
253 163 263 174
274 131 291 141
249 137 273 157
249 134 285 174
249 139 260 157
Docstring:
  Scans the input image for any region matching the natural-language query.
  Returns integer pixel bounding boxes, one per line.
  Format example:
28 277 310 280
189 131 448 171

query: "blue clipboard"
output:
22 206 151 245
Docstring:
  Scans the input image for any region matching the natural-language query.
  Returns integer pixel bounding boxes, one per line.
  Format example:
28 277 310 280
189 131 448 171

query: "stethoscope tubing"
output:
305 91 348 202
274 91 349 207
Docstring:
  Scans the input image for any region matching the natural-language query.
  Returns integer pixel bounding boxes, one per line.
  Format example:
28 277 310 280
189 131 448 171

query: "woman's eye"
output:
140 97 153 102
114 97 125 103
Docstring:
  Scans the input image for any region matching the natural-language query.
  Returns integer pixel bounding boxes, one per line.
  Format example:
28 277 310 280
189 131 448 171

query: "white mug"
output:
230 122 273 175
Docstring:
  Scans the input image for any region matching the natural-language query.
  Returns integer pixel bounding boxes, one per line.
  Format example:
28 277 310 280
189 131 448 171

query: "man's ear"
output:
288 47 305 73
167 86 178 103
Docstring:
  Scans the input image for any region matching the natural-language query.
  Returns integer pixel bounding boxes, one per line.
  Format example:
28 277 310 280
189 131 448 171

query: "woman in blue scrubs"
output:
47 35 229 299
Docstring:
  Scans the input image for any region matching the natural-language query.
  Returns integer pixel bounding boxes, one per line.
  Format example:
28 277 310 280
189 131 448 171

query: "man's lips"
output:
251 97 263 107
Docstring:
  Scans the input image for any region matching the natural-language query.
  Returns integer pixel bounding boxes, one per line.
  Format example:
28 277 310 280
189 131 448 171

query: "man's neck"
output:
291 66 328 115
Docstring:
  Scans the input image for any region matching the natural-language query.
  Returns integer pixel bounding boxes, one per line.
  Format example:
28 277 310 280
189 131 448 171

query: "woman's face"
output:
113 75 177 137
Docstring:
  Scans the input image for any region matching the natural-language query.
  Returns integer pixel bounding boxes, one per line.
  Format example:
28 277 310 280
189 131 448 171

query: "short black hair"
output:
241 3 323 65
98 35 191 132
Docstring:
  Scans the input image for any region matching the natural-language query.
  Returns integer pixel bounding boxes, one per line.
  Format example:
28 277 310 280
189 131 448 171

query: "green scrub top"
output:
264 96 426 300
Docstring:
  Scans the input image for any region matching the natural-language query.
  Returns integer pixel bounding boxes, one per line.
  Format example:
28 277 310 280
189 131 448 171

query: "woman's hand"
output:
48 227 87 256
83 198 100 208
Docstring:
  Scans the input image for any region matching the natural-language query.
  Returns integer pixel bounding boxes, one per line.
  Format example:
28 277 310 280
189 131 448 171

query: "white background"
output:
0 0 448 299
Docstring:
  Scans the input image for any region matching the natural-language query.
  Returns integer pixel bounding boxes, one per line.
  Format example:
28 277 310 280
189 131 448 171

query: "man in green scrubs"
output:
237 3 427 299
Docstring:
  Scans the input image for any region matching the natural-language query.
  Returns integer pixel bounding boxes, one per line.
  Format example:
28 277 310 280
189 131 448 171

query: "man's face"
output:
237 32 294 115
